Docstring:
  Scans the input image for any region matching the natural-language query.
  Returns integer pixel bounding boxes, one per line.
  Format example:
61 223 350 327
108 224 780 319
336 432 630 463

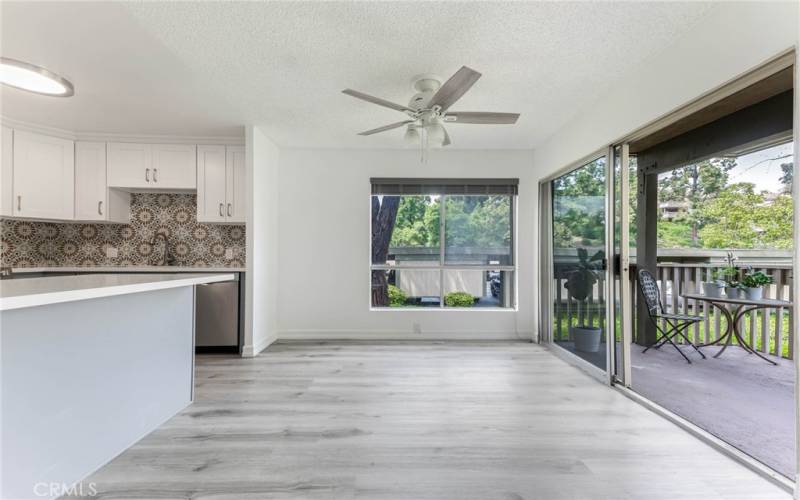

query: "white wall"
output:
276 148 536 340
531 1 798 338
243 125 280 356
533 1 799 178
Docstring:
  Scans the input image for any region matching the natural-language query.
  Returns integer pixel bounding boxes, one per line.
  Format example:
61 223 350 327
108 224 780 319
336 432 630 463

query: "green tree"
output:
699 183 764 248
658 158 735 246
757 194 793 248
553 159 606 249
657 220 694 248
390 196 439 247
779 162 793 193
445 195 511 249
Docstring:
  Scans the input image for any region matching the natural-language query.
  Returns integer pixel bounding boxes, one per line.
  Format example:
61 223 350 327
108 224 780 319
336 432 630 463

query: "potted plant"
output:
564 248 604 353
715 251 741 299
701 277 723 298
715 267 741 298
740 271 773 301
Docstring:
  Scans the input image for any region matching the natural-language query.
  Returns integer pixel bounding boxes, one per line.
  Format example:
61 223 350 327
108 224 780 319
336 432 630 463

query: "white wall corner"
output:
243 125 281 357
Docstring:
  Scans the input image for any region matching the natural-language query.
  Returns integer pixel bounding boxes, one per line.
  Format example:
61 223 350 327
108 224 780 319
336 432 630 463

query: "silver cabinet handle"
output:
227 203 232 217
17 195 21 211
219 203 224 217
153 168 158 183
145 168 150 182
98 200 103 215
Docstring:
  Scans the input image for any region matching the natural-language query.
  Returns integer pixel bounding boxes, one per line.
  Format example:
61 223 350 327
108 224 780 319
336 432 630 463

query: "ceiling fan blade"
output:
358 120 413 136
445 112 520 124
428 66 482 112
342 89 412 113
442 127 451 147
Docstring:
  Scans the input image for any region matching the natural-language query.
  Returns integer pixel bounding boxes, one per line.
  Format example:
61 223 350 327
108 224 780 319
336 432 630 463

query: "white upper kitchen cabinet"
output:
1 126 12 217
151 144 196 189
197 145 246 223
196 145 227 222
226 146 246 223
107 142 151 189
108 142 196 191
75 142 130 223
12 130 74 220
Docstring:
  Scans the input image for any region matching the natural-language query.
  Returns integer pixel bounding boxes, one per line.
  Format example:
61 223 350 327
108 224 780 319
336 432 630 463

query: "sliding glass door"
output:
550 155 610 371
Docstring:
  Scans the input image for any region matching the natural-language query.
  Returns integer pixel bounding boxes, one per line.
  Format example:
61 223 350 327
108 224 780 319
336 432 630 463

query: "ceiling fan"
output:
342 66 520 151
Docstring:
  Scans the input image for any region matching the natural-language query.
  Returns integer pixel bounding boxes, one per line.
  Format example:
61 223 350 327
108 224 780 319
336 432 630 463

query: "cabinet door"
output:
226 146 246 223
196 145 227 222
151 144 196 189
75 142 107 221
13 131 74 220
107 142 151 189
1 126 12 217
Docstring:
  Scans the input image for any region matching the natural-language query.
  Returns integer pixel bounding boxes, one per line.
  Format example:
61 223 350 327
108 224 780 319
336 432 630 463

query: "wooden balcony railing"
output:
553 262 794 360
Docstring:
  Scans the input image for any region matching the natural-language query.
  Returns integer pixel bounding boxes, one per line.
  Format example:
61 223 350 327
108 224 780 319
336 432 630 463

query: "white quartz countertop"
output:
10 266 245 274
0 273 236 311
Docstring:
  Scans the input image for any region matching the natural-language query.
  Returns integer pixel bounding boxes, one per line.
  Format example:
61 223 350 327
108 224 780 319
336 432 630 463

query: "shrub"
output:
445 291 475 307
388 285 407 307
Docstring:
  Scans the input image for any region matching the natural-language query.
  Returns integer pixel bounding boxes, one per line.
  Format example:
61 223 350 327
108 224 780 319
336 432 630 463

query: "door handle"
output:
227 203 232 217
153 168 158 183
219 203 224 217
98 200 103 216
16 195 21 211
145 168 150 182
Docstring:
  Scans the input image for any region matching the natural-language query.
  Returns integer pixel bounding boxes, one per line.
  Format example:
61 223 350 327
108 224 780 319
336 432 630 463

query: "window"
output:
370 178 517 309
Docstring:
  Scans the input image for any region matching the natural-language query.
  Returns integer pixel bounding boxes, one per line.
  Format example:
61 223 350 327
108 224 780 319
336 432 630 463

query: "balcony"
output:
553 251 794 477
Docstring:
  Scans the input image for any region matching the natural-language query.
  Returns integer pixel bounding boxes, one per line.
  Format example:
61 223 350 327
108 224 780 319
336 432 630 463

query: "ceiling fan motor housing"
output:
409 92 432 111
408 75 441 111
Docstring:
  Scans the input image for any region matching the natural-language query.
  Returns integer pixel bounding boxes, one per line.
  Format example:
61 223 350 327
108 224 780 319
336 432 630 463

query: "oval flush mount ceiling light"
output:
0 57 74 97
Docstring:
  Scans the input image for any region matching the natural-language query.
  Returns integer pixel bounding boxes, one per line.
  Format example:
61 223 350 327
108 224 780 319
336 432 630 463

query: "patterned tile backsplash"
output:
0 193 245 268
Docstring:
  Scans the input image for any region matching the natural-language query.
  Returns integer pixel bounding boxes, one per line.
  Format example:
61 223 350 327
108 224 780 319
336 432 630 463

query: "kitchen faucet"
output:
150 233 174 266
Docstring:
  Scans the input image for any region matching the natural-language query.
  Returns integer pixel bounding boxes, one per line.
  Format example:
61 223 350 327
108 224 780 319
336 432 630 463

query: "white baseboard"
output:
277 329 534 341
241 334 277 357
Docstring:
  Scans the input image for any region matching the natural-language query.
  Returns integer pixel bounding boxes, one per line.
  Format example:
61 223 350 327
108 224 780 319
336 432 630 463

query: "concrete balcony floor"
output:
630 344 794 478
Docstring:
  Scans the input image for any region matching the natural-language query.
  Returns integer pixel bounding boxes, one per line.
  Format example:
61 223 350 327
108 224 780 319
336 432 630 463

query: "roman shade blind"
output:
370 178 519 195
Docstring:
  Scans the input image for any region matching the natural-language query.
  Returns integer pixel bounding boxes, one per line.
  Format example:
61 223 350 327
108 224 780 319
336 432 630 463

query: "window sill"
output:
369 307 518 312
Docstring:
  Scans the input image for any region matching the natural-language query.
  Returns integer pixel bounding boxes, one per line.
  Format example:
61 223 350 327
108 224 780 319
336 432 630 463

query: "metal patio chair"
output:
638 269 706 364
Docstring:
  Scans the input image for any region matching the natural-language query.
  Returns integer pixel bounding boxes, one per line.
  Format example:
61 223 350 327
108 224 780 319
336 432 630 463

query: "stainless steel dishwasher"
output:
195 276 240 351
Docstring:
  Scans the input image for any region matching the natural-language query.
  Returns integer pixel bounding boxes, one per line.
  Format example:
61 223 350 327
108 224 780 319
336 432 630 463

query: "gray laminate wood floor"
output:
74 341 790 500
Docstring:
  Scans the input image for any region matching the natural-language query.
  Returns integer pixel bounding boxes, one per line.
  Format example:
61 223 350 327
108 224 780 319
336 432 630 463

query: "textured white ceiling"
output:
1 1 716 148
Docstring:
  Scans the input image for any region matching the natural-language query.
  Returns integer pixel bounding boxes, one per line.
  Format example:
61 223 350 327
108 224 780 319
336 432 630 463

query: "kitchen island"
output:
0 273 235 500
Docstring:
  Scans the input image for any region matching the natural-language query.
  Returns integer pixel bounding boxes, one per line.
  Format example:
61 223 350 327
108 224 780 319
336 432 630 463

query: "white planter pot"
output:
724 286 741 299
573 326 602 353
744 287 763 301
702 282 721 298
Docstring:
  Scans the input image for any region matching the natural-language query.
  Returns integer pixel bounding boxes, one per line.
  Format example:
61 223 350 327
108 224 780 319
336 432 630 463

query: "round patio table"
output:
682 293 793 366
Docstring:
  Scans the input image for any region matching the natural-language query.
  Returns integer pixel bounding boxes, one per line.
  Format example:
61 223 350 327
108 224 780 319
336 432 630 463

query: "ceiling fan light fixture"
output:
0 57 74 97
404 125 420 144
425 121 446 148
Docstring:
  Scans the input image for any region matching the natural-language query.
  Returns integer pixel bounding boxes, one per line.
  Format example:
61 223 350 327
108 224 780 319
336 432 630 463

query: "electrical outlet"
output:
225 248 234 259
106 246 118 258
413 322 422 334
